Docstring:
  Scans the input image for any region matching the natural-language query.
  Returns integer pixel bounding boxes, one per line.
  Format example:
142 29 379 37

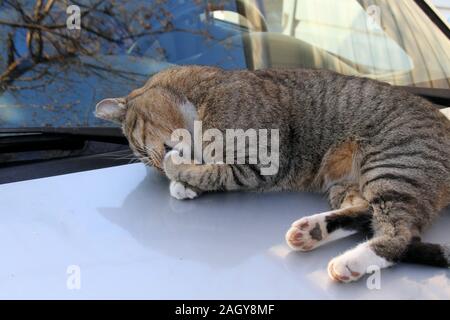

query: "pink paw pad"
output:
286 216 326 252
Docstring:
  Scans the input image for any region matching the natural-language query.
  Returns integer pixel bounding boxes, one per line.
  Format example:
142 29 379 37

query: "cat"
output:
95 65 450 283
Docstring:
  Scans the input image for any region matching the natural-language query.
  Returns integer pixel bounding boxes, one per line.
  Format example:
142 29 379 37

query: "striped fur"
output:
96 66 450 282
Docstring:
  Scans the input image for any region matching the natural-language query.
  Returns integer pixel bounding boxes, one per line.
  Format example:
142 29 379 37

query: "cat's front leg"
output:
163 149 263 196
169 181 199 200
163 149 227 195
164 150 201 200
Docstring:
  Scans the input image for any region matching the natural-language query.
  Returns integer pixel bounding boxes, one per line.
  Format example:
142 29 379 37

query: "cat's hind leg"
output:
327 189 424 283
286 139 373 251
286 183 372 251
328 212 450 282
328 146 448 282
401 240 450 267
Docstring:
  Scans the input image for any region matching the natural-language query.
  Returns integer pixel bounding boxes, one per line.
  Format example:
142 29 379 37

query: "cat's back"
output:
260 68 450 140
148 66 450 143
251 68 450 186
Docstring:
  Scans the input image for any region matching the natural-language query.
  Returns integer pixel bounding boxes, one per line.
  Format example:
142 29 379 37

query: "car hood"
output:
0 163 449 299
441 107 450 119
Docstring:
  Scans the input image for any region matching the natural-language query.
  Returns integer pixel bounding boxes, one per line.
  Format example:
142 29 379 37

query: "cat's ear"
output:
95 98 127 123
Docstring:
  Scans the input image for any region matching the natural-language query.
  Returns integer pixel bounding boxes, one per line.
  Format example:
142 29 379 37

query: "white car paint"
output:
441 107 450 119
0 164 449 299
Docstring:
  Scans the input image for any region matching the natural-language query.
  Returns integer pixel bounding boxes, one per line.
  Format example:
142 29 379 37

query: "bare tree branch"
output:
6 32 15 66
42 0 56 19
0 20 66 30
0 0 222 91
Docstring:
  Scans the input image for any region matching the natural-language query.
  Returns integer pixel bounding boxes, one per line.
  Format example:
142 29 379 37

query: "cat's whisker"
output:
101 154 137 160
127 158 141 165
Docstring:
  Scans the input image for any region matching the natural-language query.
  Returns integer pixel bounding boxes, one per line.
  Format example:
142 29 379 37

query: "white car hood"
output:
0 163 449 299
441 107 450 119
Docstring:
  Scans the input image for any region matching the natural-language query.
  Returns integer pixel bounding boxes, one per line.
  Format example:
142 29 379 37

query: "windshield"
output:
0 0 449 129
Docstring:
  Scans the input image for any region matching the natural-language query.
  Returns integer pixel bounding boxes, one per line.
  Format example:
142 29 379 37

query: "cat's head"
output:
95 86 195 171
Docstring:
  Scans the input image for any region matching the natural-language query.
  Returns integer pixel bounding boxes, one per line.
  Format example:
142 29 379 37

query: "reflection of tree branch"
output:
34 0 45 20
80 24 123 44
0 20 66 30
72 0 107 17
0 0 230 90
4 0 31 22
0 53 76 88
8 65 59 91
7 32 15 66
42 0 56 20
79 61 147 80
0 57 36 89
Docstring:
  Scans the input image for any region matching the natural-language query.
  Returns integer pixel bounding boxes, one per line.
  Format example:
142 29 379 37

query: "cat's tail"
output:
400 240 450 268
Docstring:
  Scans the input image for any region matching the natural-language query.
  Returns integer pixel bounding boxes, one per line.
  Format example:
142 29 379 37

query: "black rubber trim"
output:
414 0 450 39
0 126 124 138
0 147 134 185
400 86 450 107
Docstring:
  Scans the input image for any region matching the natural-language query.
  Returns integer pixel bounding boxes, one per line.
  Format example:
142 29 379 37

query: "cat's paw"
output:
163 149 182 181
285 215 328 251
327 242 393 283
170 181 198 200
328 255 364 283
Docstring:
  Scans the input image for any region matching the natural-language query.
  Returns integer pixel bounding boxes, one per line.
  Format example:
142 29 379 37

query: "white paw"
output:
285 214 328 251
170 181 198 200
163 149 182 180
327 242 393 283
164 148 181 161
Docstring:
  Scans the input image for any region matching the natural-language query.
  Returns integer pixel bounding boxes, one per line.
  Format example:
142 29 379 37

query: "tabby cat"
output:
96 66 450 283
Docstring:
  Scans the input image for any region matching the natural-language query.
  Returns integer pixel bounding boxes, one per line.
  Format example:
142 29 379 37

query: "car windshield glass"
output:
0 0 449 129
